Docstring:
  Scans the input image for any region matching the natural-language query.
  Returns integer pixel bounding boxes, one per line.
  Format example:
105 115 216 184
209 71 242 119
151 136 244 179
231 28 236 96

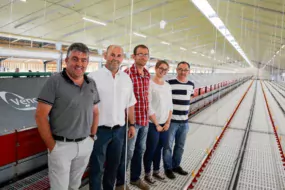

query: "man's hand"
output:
163 123 170 131
128 126 136 139
48 141 56 152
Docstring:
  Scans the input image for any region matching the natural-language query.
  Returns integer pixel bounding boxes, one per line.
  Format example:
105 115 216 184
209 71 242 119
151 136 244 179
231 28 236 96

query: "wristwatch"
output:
129 123 135 128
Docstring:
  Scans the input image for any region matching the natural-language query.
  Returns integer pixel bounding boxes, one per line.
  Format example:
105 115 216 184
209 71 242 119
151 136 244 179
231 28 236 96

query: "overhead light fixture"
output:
180 47 187 51
161 41 170 45
210 49 215 54
82 17 107 26
201 54 205 57
192 0 253 67
282 45 285 48
227 57 230 60
20 0 26 1
160 20 167 29
133 32 147 38
192 51 197 54
277 50 280 54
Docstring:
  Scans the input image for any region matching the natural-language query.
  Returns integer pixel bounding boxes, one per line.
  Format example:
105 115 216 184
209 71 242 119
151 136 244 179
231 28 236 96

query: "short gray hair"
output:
66 43 90 58
106 45 123 54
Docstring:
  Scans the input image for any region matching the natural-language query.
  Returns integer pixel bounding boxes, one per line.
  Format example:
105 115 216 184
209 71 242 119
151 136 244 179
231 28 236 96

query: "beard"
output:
107 60 120 72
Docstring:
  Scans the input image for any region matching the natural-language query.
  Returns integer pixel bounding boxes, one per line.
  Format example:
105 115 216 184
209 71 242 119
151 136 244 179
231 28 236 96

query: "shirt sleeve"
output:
92 80 100 105
167 84 173 112
191 83 195 96
148 82 155 115
88 72 100 105
37 77 57 106
128 78 137 107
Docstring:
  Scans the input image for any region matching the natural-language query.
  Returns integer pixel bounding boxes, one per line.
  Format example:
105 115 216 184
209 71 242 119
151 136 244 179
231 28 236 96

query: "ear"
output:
103 51 107 61
65 57 68 65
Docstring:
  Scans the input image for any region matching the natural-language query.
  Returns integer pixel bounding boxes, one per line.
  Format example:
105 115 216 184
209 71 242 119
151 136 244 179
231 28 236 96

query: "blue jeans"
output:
163 122 189 170
143 123 168 174
89 126 125 190
117 124 148 185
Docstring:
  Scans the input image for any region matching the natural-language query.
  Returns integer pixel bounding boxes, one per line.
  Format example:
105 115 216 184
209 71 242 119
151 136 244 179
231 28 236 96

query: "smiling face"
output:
132 47 149 67
176 63 190 81
155 63 169 78
104 46 124 73
65 50 89 80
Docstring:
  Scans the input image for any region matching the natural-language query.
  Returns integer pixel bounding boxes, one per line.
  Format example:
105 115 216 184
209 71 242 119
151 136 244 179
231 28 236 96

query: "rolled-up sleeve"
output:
128 85 137 107
148 83 155 115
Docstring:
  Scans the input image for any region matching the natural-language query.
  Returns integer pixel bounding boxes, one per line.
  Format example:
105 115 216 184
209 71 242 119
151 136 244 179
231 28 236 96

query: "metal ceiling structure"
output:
0 0 285 71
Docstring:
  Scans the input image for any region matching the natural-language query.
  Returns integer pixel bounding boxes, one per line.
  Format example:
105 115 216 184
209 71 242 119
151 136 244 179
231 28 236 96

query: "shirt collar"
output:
61 68 90 84
103 66 121 76
130 64 150 77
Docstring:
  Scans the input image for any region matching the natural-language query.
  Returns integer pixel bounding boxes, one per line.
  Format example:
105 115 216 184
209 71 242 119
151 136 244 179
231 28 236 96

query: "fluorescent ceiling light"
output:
133 32 146 38
20 0 26 1
161 41 170 45
277 50 280 54
192 51 197 54
192 0 253 67
201 54 205 56
282 45 285 48
82 17 107 26
180 47 187 51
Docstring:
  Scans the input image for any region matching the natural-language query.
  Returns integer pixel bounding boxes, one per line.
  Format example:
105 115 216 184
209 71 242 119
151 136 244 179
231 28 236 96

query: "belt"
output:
53 134 86 142
99 125 121 130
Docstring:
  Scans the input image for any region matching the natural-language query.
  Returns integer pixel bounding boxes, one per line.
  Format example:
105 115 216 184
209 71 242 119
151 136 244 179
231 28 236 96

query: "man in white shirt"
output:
88 45 136 190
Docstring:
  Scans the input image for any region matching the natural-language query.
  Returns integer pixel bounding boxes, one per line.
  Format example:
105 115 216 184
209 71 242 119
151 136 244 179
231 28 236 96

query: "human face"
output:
104 46 124 73
155 64 169 78
65 50 89 80
132 47 149 67
176 63 190 80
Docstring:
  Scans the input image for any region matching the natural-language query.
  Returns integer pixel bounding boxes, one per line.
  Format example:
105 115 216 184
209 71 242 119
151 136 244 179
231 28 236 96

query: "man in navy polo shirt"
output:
35 43 100 190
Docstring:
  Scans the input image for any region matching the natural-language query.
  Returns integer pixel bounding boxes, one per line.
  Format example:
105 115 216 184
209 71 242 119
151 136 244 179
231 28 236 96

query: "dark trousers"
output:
143 123 169 174
89 125 125 190
117 124 148 185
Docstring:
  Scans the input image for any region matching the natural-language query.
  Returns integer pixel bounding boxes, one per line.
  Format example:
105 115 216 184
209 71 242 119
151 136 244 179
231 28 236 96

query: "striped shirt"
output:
168 78 195 123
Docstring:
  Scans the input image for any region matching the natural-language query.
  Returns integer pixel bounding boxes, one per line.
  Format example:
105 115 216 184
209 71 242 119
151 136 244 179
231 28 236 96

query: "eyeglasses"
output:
135 53 149 57
177 68 190 72
158 67 169 72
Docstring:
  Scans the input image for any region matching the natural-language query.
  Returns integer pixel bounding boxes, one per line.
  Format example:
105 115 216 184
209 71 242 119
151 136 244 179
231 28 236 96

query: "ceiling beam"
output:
219 0 285 16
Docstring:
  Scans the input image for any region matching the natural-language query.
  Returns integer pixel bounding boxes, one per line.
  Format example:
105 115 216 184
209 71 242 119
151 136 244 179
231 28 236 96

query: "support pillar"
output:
56 42 62 72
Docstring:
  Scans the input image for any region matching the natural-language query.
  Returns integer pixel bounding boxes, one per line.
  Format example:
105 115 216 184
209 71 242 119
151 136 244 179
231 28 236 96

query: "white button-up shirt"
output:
88 67 136 127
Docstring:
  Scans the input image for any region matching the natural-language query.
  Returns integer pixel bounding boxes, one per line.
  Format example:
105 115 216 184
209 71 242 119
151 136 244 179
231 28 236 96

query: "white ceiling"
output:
0 0 284 71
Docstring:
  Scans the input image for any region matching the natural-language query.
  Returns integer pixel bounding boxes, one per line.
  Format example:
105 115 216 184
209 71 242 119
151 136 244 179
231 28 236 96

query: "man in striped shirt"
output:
163 61 195 179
